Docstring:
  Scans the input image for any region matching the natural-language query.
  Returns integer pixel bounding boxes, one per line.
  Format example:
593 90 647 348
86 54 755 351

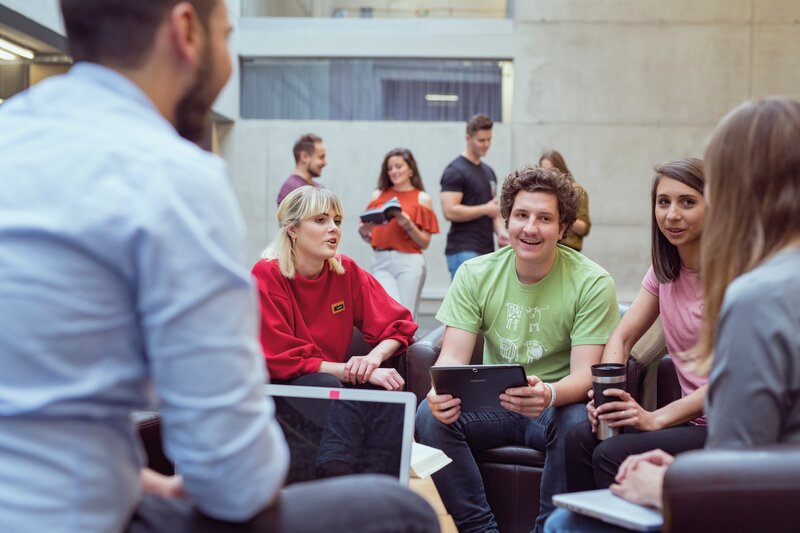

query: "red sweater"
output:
252 255 417 380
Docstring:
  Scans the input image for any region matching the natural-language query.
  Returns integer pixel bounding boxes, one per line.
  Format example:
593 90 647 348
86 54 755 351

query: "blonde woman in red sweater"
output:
252 186 416 391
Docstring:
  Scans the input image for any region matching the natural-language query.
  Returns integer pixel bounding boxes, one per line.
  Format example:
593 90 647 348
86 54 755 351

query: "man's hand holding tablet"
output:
499 375 553 418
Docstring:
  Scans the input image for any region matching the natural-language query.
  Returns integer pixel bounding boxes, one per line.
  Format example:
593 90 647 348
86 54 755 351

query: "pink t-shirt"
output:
642 266 707 425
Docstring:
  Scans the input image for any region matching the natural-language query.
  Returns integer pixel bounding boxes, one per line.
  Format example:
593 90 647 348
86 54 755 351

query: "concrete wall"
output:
509 0 800 301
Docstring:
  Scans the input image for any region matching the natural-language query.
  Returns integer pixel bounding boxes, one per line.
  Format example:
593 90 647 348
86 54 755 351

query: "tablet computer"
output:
429 365 527 412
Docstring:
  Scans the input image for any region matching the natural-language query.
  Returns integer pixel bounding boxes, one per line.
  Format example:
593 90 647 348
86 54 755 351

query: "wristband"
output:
544 383 557 409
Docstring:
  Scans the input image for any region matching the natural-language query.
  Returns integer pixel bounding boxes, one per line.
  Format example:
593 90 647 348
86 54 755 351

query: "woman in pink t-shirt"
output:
563 157 708 491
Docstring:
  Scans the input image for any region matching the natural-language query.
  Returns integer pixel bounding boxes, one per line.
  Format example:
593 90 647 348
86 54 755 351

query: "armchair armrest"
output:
663 444 800 533
406 325 445 405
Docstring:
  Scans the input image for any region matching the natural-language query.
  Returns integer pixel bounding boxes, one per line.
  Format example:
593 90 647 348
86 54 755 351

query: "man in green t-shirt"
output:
415 166 619 533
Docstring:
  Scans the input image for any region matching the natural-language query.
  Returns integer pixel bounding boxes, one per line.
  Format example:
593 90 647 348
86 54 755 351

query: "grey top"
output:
706 248 800 448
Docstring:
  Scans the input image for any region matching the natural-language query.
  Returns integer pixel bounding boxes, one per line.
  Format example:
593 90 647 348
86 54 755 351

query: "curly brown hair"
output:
499 166 581 229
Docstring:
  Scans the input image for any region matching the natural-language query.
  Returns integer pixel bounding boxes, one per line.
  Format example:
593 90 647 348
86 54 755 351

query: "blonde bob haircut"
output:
262 186 345 279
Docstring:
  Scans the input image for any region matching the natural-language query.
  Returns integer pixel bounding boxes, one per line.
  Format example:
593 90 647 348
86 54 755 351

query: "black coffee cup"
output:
591 363 626 440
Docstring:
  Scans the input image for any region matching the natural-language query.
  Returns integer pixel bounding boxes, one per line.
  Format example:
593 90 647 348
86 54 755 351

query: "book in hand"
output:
359 196 402 224
410 442 452 479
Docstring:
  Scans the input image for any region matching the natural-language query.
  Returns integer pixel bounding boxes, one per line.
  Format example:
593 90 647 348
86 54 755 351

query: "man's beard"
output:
174 47 217 144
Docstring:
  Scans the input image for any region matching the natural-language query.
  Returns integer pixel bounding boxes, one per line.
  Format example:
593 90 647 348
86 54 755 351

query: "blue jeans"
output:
446 250 481 279
544 508 640 533
415 400 587 533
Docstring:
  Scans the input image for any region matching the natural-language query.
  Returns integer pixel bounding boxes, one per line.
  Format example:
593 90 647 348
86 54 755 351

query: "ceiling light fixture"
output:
0 37 35 60
0 49 16 61
425 94 459 103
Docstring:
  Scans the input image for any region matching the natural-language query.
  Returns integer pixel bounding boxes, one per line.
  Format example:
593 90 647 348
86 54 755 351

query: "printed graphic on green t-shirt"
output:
436 246 619 382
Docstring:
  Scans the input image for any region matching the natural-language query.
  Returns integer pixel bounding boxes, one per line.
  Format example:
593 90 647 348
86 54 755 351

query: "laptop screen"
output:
264 385 416 485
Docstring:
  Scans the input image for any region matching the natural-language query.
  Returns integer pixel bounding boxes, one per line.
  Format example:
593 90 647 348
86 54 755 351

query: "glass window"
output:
242 0 512 19
241 58 510 122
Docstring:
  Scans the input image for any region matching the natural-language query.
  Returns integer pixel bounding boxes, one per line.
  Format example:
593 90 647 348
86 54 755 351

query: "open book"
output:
360 196 402 224
411 442 452 479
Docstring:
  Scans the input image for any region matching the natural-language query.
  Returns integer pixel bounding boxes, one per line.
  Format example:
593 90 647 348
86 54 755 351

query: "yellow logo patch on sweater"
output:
331 301 345 314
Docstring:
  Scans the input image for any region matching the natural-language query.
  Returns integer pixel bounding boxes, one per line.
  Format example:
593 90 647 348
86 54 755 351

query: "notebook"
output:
264 384 416 485
553 489 663 531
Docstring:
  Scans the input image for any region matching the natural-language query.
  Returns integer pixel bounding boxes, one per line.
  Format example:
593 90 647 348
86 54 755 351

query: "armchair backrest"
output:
662 444 800 533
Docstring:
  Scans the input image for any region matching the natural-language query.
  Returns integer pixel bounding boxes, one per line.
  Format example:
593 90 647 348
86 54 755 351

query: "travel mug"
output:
591 363 626 441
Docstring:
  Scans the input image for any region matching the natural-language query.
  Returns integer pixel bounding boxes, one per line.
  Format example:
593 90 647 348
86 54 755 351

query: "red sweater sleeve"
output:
349 259 418 352
252 260 326 380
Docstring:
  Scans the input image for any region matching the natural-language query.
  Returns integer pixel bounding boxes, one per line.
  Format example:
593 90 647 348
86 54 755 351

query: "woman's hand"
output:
586 389 598 433
596 388 660 432
367 367 405 391
395 212 414 233
610 460 667 509
358 221 376 242
343 355 381 385
615 449 675 483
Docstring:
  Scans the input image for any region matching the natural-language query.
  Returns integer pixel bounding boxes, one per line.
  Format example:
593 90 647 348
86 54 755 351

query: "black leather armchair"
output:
662 444 800 533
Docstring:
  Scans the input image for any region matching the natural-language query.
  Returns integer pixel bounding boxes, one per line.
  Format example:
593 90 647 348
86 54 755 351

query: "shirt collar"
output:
68 61 164 120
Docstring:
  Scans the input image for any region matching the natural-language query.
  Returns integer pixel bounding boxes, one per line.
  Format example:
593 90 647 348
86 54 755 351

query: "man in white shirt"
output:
0 1 436 532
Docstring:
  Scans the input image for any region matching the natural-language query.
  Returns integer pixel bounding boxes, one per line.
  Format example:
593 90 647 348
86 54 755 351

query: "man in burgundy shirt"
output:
276 133 327 206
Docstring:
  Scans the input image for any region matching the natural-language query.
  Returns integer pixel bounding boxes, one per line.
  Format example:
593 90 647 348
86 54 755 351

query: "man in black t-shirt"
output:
440 114 509 279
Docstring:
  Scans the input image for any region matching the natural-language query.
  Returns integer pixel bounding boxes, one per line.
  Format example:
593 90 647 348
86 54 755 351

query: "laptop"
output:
552 489 663 531
264 384 416 485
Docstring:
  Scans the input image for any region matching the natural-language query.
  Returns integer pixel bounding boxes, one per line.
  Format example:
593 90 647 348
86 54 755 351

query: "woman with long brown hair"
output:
563 158 708 493
359 148 439 319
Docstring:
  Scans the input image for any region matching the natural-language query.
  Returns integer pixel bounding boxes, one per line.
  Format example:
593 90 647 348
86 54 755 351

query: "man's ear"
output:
559 223 568 239
168 2 204 68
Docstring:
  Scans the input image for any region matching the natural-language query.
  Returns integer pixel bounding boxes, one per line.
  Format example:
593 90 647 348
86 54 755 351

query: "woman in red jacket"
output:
252 186 416 390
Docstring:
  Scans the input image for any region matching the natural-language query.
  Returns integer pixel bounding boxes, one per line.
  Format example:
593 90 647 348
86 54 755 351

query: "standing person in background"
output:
359 148 440 319
276 133 327 206
441 113 509 279
540 149 591 252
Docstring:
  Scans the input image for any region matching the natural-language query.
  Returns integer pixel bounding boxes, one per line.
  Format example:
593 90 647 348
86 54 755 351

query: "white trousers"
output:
371 250 426 319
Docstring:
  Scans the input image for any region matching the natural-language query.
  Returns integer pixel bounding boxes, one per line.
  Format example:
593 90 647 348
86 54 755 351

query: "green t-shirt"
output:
436 245 619 382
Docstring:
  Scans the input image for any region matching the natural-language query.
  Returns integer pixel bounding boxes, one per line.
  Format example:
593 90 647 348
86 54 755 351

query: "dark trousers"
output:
127 475 439 533
565 420 707 491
